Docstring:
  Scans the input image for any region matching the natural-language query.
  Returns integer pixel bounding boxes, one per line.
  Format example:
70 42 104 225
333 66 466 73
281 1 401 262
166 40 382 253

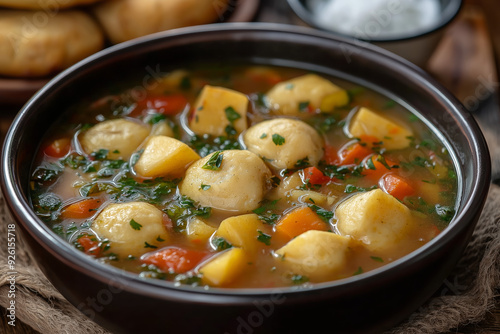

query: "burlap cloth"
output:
0 184 499 334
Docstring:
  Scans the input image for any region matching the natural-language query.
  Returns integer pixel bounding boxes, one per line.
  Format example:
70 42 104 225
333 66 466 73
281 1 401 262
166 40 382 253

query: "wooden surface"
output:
1 0 499 333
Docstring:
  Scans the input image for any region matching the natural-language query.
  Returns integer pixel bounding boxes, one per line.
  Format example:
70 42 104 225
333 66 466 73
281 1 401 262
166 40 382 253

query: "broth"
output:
30 65 457 288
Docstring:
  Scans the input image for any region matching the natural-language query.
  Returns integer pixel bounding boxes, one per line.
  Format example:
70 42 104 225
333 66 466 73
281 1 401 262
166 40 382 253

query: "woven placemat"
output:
1 184 499 334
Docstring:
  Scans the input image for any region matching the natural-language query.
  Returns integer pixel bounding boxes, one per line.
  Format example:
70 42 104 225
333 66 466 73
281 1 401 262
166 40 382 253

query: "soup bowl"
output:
1 23 490 334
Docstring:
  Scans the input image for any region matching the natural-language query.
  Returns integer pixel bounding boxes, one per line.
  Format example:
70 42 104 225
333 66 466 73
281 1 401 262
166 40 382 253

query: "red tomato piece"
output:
44 138 71 158
129 95 188 117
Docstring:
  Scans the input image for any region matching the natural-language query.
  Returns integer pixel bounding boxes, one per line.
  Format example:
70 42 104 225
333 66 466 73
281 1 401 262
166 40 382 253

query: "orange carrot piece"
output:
44 138 71 158
338 142 373 165
381 174 415 201
275 206 329 241
302 167 330 185
61 198 102 219
77 235 102 256
141 247 209 273
362 155 398 183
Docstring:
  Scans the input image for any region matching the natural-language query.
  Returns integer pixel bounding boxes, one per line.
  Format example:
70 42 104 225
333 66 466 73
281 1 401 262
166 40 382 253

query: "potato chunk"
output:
150 120 174 137
275 230 351 281
199 248 248 287
186 218 216 244
80 119 150 160
243 118 323 170
179 150 272 212
348 107 413 150
92 202 168 257
215 213 271 253
266 74 348 116
336 189 413 251
134 135 200 178
189 85 248 136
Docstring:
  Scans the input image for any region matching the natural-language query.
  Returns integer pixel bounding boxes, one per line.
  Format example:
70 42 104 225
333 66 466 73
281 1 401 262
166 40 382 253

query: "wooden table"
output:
1 0 499 333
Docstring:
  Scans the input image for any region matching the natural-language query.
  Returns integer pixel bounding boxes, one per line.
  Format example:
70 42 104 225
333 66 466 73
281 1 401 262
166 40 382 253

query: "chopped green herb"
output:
370 256 384 263
294 157 310 168
408 114 419 122
257 230 272 246
200 184 211 190
298 101 310 112
291 274 309 284
309 204 333 222
270 176 281 187
90 149 109 160
260 133 268 139
353 267 364 275
225 106 241 123
383 100 396 109
130 219 142 230
156 236 165 242
285 83 294 90
148 113 167 124
213 237 232 251
376 155 392 170
272 134 285 146
144 242 157 249
435 204 455 222
202 151 223 171
366 157 376 170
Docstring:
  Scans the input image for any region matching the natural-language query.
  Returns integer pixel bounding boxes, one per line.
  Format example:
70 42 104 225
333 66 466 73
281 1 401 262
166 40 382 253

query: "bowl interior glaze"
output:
1 23 490 334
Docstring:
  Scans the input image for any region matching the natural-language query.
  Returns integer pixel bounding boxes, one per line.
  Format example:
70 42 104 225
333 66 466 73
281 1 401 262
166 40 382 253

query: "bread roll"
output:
93 0 230 44
0 9 103 77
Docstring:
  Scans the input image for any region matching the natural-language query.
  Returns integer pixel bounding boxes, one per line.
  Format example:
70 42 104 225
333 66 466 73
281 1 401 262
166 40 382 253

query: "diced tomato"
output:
141 247 209 273
129 95 188 117
77 235 102 256
380 173 415 201
44 138 71 158
302 166 330 185
61 198 102 219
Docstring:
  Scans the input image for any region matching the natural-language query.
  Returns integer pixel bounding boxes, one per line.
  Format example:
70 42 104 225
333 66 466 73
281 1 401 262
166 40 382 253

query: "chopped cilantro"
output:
148 113 167 124
366 157 376 170
370 256 384 263
257 230 272 246
353 267 364 275
90 149 109 160
144 242 157 249
213 237 232 251
156 236 165 242
298 101 310 112
272 134 285 146
225 106 241 123
291 274 309 284
260 133 267 139
202 151 223 171
200 184 211 190
130 219 142 230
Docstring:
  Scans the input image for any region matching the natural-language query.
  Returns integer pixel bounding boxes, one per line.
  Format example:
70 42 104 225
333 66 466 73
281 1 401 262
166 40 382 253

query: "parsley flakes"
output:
129 219 142 230
202 151 223 171
272 134 285 146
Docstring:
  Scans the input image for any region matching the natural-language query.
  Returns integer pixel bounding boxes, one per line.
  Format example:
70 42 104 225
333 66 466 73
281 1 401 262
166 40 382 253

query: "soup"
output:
29 65 457 288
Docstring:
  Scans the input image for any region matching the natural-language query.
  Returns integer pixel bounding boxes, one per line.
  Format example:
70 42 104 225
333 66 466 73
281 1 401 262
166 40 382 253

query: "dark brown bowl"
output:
1 23 490 334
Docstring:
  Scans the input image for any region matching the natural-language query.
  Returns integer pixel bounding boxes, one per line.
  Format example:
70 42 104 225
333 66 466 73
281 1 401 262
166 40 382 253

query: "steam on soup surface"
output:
30 65 457 288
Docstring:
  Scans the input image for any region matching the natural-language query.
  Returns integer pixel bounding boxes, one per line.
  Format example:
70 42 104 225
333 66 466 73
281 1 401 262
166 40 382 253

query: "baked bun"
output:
93 0 230 44
0 0 103 10
0 9 104 77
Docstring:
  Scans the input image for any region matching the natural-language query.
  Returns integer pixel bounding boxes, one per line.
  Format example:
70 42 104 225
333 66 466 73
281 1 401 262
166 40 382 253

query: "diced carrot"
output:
141 247 209 273
44 138 71 158
275 206 330 241
362 155 398 182
61 198 102 219
338 142 373 165
129 94 188 117
77 234 102 256
380 173 415 201
302 167 330 186
323 144 339 165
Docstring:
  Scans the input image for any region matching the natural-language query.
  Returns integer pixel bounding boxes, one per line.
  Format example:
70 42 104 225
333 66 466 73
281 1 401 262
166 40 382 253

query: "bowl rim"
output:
1 22 490 299
287 0 463 43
